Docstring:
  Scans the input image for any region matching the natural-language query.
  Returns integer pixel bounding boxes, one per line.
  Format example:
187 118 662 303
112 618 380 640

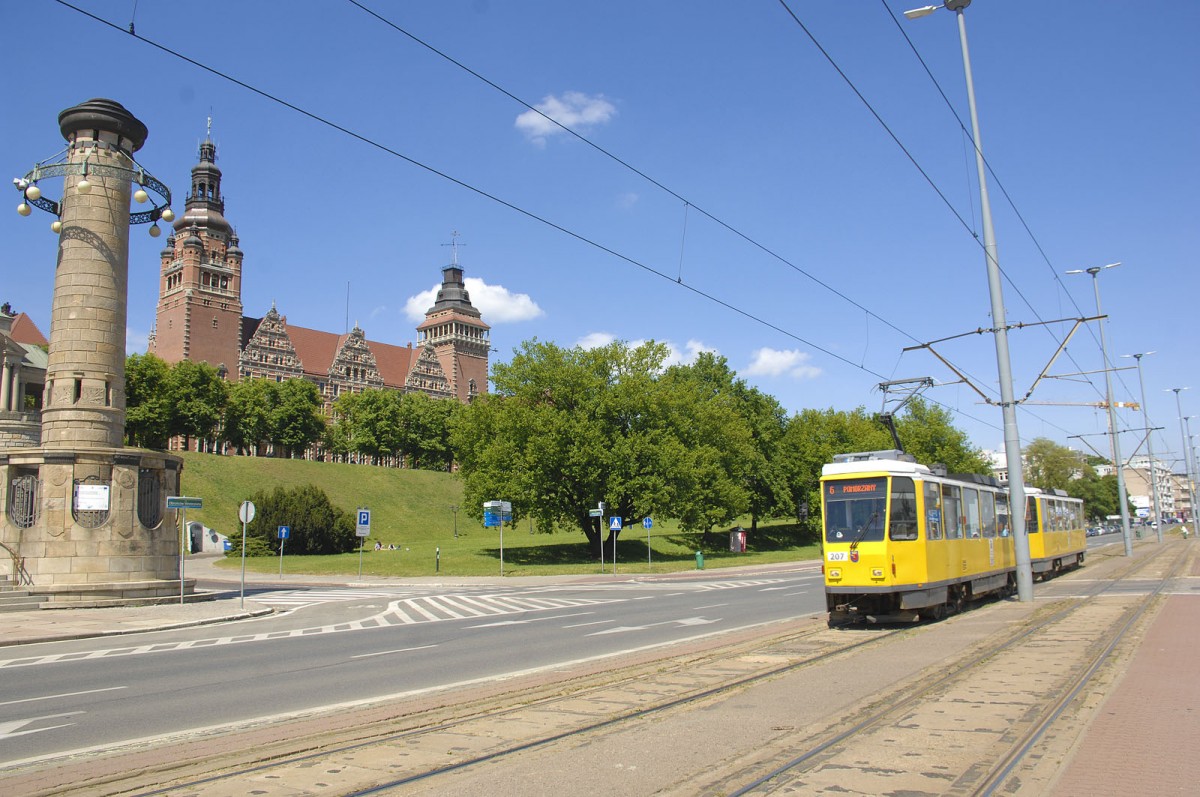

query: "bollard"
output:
1184 529 1190 540
695 550 704 570
436 546 441 572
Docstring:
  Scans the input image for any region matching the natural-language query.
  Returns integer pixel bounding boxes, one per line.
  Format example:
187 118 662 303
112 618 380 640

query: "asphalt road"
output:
0 566 825 765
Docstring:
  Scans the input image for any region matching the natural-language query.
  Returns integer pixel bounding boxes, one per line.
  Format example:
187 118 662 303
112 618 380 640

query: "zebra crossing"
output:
249 589 416 609
382 593 623 624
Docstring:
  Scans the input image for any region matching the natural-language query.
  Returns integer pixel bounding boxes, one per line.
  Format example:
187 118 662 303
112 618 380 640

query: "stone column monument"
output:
1 99 189 605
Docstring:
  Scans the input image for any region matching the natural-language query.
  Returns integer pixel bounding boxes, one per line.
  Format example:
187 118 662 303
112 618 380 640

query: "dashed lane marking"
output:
0 593 626 669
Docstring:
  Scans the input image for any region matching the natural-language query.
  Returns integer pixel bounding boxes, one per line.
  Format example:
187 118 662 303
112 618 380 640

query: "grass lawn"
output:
179 452 820 577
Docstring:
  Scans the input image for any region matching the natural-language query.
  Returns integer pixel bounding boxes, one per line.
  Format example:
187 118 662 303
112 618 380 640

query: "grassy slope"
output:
178 452 819 577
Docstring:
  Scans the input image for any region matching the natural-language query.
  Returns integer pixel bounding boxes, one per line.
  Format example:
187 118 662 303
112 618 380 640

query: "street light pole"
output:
1066 263 1132 556
905 0 1032 600
1123 352 1162 543
1170 388 1196 532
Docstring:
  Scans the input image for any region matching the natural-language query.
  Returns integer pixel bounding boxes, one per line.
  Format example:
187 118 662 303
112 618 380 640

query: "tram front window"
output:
825 478 887 543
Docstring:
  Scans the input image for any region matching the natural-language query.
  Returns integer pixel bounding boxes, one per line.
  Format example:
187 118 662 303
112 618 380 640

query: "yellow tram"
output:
821 450 1085 625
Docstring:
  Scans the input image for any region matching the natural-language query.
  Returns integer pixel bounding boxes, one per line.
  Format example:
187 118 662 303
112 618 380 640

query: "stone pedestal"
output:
0 447 189 605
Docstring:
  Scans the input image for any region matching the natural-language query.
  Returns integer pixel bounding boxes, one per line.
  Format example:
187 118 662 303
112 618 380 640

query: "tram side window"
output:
997 493 1010 536
889 476 918 540
924 482 943 541
944 485 962 539
1027 497 1040 534
981 491 997 538
964 489 981 538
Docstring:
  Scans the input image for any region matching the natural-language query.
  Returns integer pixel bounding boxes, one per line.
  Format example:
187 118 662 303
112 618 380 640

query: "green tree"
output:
661 353 791 535
396 392 459 471
168 360 227 450
125 353 172 449
239 484 356 555
1066 471 1121 522
893 398 991 474
223 377 277 455
329 389 402 464
452 339 693 558
1024 437 1084 491
270 378 326 458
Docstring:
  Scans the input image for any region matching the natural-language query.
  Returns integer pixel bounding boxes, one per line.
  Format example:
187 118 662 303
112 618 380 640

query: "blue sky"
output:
3 1 1197 467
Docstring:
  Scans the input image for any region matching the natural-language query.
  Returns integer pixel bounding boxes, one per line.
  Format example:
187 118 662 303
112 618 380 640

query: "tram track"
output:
712 543 1185 796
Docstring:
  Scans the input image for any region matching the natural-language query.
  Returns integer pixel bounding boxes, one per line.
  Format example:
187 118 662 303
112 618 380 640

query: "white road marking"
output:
351 645 438 659
0 712 83 741
0 687 125 707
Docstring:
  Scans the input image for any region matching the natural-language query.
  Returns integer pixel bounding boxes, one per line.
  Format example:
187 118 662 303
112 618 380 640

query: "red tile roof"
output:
258 319 416 389
9 313 48 347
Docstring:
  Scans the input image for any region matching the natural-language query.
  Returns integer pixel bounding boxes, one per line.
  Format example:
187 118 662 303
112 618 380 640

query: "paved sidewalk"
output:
1050 547 1200 796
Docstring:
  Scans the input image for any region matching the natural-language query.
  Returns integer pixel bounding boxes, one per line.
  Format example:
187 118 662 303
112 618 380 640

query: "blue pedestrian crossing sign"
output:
609 516 623 531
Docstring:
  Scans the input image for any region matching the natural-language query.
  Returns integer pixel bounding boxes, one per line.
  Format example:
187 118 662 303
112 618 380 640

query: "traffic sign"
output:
277 525 290 540
588 508 603 517
643 517 653 529
167 496 203 510
609 516 623 531
356 509 371 537
238 500 256 523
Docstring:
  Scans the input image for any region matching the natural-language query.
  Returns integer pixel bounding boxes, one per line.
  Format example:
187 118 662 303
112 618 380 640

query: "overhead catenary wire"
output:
878 1 1146 426
53 0 1023 439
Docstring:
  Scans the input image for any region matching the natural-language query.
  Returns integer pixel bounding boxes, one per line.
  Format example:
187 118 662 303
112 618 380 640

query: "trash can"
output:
695 550 704 569
730 528 746 553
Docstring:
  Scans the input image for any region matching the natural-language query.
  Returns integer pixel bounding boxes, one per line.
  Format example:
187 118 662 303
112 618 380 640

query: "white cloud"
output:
515 91 616 146
576 334 716 368
663 339 717 367
616 192 639 210
577 331 616 350
743 348 822 380
404 277 543 324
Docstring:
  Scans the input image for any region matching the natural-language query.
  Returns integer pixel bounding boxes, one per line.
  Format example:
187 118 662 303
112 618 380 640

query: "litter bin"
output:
695 550 704 569
730 528 746 553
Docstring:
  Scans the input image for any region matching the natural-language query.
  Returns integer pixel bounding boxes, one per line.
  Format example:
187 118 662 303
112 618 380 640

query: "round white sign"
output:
239 500 256 524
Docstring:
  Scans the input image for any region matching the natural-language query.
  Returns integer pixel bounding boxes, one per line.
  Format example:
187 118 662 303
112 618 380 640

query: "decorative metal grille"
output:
137 468 163 529
72 474 111 529
6 471 40 529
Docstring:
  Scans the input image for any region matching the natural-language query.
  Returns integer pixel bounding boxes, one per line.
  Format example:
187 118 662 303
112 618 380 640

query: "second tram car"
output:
822 450 1085 625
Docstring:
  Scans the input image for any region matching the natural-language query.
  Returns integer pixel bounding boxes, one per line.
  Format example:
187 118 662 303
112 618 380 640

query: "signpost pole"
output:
179 506 186 605
238 500 255 610
500 500 505 577
278 528 286 578
240 514 248 609
355 508 371 581
599 502 605 574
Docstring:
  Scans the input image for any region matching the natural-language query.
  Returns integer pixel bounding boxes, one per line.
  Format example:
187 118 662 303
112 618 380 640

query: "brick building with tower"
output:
147 126 490 454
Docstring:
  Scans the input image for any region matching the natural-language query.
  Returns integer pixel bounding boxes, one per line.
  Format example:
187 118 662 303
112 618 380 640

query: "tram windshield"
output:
824 477 887 544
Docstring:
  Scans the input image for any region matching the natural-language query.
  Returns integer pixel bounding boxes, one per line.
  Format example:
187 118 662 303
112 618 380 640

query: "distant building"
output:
146 127 490 452
0 303 47 448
